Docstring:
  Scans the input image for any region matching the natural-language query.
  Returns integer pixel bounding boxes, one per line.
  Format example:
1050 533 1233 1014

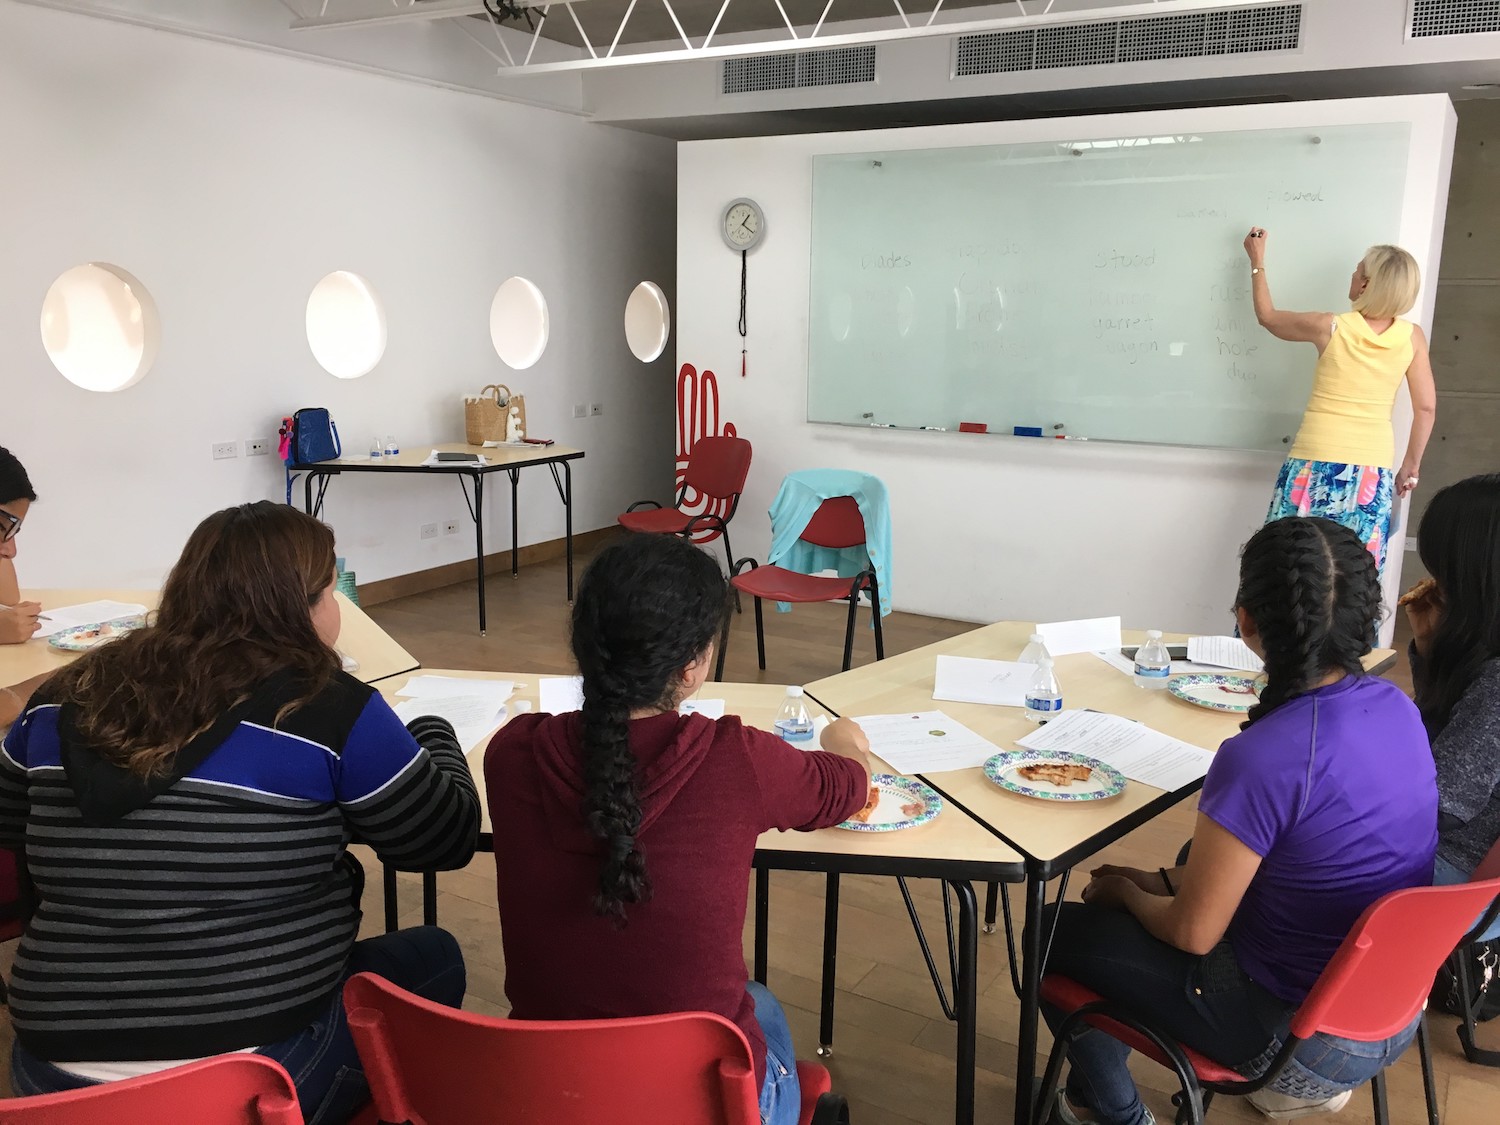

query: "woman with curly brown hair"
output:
0 501 480 1124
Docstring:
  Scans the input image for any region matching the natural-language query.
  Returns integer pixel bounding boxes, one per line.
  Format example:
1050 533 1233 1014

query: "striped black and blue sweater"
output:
0 670 479 1062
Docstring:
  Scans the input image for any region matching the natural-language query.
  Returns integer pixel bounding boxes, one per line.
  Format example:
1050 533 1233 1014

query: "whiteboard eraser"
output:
1013 426 1043 438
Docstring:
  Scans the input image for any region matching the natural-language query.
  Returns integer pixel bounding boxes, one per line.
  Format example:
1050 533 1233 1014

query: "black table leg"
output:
563 459 574 602
474 472 487 635
303 471 315 516
422 871 438 927
1014 869 1048 1125
754 866 770 985
818 872 840 1057
950 880 979 1125
383 865 398 933
984 882 999 935
510 468 520 580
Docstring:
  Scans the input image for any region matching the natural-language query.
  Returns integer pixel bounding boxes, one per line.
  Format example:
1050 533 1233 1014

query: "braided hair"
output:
570 532 729 924
1235 517 1381 728
1415 474 1500 732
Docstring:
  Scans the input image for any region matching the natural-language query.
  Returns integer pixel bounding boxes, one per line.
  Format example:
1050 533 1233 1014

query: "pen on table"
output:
919 426 948 432
1054 435 1089 442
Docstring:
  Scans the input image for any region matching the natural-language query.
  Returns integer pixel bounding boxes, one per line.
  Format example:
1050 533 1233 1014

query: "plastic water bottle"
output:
369 436 383 460
1024 658 1063 724
1018 632 1050 665
1133 630 1172 691
773 686 815 744
384 434 399 457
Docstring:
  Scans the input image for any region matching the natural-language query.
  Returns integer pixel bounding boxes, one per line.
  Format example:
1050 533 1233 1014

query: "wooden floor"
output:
5 543 1498 1124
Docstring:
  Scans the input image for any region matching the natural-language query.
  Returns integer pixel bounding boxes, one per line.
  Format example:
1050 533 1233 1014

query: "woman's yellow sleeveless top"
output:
1289 312 1413 469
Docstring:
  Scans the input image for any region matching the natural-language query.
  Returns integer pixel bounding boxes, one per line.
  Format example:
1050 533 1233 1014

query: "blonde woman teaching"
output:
1245 228 1437 575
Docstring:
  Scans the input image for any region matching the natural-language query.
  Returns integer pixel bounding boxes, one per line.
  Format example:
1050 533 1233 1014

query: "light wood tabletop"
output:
1 588 418 689
806 620 1398 870
309 442 584 472
377 669 1023 876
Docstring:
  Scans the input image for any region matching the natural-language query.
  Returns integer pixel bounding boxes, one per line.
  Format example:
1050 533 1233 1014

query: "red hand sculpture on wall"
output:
676 362 739 544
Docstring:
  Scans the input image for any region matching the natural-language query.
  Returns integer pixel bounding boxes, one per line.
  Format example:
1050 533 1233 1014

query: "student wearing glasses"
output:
0 446 47 728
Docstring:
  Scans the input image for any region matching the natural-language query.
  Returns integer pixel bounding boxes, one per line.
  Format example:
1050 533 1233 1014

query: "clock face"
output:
722 199 764 251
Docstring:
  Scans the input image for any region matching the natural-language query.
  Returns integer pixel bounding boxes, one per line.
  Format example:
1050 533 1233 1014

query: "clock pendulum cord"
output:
738 248 748 378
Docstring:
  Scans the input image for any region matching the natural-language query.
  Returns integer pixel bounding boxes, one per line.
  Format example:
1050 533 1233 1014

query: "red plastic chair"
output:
714 495 884 680
1 1054 304 1124
1445 836 1500 1067
343 971 849 1125
619 435 753 575
1036 875 1500 1125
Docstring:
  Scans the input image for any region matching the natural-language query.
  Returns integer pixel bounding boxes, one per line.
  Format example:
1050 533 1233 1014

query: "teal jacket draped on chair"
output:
767 469 891 617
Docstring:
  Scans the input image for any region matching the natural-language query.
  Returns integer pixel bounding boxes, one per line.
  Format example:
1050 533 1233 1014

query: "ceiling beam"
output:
493 0 1292 76
289 0 572 32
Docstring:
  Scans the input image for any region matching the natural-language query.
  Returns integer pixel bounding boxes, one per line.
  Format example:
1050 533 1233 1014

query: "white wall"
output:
677 96 1456 641
0 2 678 590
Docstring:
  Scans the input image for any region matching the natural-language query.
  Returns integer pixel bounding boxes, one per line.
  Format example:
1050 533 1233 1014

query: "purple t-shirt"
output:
1199 675 1437 1004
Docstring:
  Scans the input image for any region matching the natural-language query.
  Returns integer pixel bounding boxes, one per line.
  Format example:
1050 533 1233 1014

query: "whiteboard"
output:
806 122 1412 451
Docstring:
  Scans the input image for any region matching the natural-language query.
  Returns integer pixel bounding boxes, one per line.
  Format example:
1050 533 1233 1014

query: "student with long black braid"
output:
1039 518 1437 1125
486 533 873 1125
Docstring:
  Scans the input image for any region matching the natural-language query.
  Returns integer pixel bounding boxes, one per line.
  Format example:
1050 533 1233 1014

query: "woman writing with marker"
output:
1244 228 1436 575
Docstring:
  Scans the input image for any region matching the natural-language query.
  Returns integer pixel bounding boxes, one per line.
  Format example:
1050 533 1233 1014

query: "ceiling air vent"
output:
955 3 1301 78
723 45 876 94
1410 0 1500 37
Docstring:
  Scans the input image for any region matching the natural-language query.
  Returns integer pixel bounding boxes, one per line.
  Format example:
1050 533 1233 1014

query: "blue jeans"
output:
10 926 466 1125
1435 855 1500 942
1042 903 1416 1125
748 981 801 1125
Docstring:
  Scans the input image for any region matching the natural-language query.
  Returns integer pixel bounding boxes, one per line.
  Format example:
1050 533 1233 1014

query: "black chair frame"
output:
1035 996 1435 1125
1447 890 1500 1067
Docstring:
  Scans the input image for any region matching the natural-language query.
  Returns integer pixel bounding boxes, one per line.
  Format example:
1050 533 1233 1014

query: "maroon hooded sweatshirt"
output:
486 710 866 1084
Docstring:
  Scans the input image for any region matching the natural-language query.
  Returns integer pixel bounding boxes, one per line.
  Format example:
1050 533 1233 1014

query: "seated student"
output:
0 501 480 1125
1406 474 1500 935
486 533 873 1125
1042 517 1437 1125
0 444 43 646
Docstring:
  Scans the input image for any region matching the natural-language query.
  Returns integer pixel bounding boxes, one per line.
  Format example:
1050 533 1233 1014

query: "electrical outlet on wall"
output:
572 404 587 419
420 523 438 540
212 442 237 460
589 402 603 417
443 520 460 536
1405 536 1417 552
245 439 270 457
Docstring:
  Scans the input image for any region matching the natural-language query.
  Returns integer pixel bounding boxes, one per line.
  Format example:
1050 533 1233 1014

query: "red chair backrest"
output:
1291 875 1500 1041
683 436 753 502
0 847 26 942
2 1054 303 1124
343 972 761 1125
799 496 867 550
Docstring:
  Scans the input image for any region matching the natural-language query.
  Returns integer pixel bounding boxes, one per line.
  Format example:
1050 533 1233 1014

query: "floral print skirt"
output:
1266 458 1394 576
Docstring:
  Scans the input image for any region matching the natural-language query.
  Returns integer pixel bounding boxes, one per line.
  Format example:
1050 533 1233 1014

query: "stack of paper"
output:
1186 636 1264 673
933 656 1033 707
1036 616 1123 656
537 677 727 720
400 675 513 709
850 711 1002 774
394 676 514 754
1017 710 1213 791
391 696 507 754
32 601 149 639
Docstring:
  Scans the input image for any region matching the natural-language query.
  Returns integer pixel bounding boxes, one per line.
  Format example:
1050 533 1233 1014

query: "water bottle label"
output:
1133 664 1170 679
1025 696 1062 713
775 719 814 742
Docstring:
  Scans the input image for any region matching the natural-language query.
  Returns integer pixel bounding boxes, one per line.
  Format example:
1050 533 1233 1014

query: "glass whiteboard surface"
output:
807 123 1412 451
